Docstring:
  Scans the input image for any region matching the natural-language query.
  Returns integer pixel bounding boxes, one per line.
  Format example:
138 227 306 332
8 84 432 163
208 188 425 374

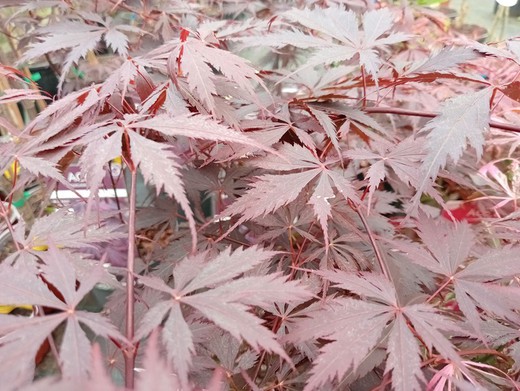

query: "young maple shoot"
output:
0 1 519 391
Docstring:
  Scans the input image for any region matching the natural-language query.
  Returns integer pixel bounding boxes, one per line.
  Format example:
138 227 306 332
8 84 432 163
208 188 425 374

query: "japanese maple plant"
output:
1 0 520 390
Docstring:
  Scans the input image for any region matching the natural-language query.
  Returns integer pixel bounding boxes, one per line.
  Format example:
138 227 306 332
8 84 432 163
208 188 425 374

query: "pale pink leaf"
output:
136 332 181 391
187 39 265 100
135 300 174 341
127 131 197 251
39 246 77 306
20 26 102 61
192 273 313 310
162 302 194 388
0 264 65 309
223 169 321 221
182 297 290 361
453 282 486 339
385 314 425 391
288 297 392 343
309 106 340 153
60 316 91 378
292 298 393 391
23 88 102 142
320 271 397 306
17 156 65 182
454 280 520 326
88 344 119 390
362 8 401 46
415 217 474 276
0 314 65 388
415 88 492 200
79 131 123 198
104 28 129 56
26 208 124 250
171 253 206 292
456 247 520 281
326 170 359 203
180 246 277 295
406 47 480 75
129 114 273 152
172 43 217 112
0 89 48 104
308 174 334 246
76 311 126 342
283 6 359 44
255 143 319 171
404 304 465 365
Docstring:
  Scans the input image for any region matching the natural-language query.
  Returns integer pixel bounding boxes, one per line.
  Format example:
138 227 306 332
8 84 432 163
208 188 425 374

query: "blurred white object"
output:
496 0 518 6
490 0 518 42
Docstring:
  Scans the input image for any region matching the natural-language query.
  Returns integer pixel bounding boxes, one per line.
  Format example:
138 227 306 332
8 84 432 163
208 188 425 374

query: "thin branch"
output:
363 106 520 133
426 277 453 304
44 53 61 78
108 161 124 224
0 200 20 251
241 370 262 391
124 168 138 389
361 65 367 107
348 200 392 283
459 348 510 362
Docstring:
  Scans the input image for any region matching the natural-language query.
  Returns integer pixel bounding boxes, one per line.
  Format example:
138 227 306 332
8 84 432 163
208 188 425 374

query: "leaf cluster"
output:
0 1 520 390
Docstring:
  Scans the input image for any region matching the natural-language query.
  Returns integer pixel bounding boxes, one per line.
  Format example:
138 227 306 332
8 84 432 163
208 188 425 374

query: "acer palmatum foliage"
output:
1 1 520 390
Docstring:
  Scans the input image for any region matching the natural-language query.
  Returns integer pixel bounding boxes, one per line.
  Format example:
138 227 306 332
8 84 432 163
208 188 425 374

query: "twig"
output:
44 53 61 78
241 370 262 391
426 277 453 304
363 106 520 134
0 200 20 251
348 200 392 283
361 65 367 108
459 348 510 362
124 168 137 389
108 161 124 224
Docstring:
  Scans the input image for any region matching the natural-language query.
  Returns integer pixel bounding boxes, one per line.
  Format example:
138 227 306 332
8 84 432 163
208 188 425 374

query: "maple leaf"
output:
307 106 341 155
167 36 267 114
135 246 312 388
17 155 65 182
240 6 408 82
23 87 104 140
124 114 275 251
135 331 182 391
385 314 425 391
0 88 108 190
78 126 123 200
2 1 520 389
253 200 317 243
0 246 125 385
240 103 319 151
288 271 464 390
78 114 266 228
0 89 48 104
392 216 520 340
16 208 124 253
127 130 198 250
20 14 144 91
403 47 480 76
128 114 274 151
346 137 425 209
313 102 393 147
288 296 394 390
222 144 359 248
412 87 493 208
